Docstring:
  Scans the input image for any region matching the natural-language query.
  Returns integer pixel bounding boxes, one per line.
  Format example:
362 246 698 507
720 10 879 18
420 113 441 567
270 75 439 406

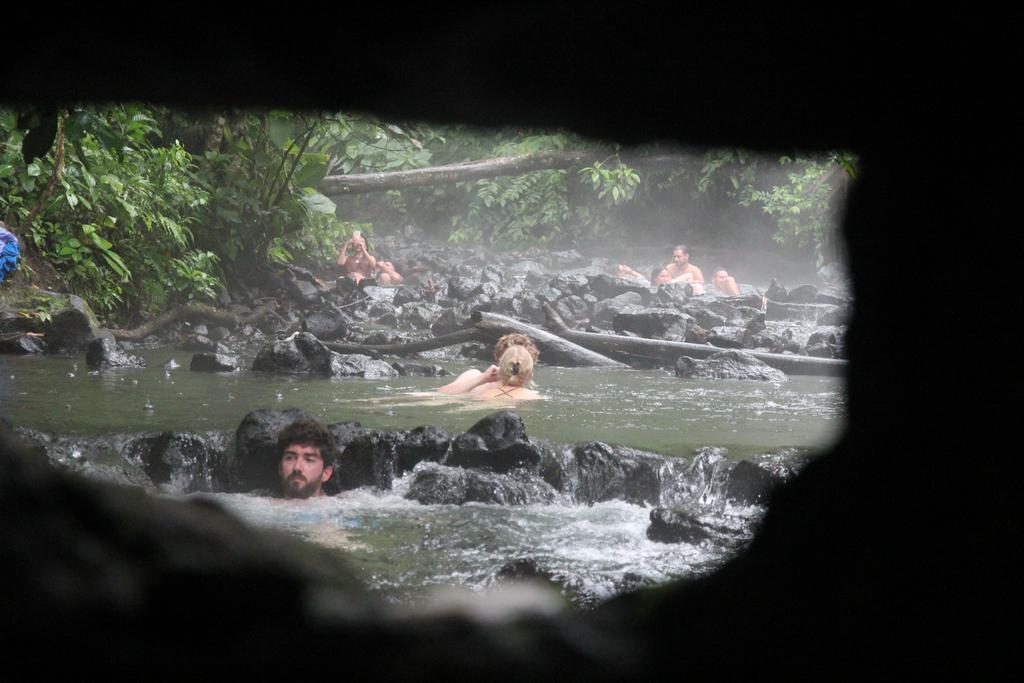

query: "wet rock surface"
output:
189 352 239 372
444 411 544 473
674 350 790 382
85 331 146 370
721 459 781 506
647 507 744 544
405 461 558 505
0 333 46 354
177 334 231 354
251 331 397 378
570 442 668 507
391 361 450 377
120 431 232 493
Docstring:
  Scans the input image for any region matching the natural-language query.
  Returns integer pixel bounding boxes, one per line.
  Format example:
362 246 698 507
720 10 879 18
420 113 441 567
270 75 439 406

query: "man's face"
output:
713 270 729 287
279 443 332 499
672 249 688 266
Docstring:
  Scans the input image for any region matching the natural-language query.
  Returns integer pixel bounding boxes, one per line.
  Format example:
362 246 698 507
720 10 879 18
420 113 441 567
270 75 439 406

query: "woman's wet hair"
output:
277 420 335 462
498 345 534 387
493 333 539 363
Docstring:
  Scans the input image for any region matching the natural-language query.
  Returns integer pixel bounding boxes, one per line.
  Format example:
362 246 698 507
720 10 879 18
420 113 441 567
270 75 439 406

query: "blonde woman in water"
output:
469 344 542 400
437 333 540 395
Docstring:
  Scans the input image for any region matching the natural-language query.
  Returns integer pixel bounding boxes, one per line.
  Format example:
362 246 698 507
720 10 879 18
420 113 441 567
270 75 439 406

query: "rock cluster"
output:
3 239 851 371
16 409 791 547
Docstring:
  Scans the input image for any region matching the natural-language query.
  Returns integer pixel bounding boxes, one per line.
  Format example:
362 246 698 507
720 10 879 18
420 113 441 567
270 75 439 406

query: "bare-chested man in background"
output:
662 244 704 293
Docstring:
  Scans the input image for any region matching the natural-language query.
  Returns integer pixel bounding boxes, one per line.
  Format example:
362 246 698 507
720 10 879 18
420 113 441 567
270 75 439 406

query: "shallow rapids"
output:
191 471 760 606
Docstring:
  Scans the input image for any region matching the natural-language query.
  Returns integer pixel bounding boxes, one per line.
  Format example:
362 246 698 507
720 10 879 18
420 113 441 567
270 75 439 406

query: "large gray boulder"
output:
586 273 651 300
405 462 558 505
647 507 745 545
121 431 232 494
444 411 545 474
333 426 451 492
1 290 101 353
85 331 146 370
675 351 789 382
571 442 668 507
252 332 396 378
613 306 689 339
190 352 239 372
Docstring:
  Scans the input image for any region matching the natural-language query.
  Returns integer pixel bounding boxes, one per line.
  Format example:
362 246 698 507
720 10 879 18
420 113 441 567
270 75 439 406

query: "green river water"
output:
1 345 843 459
0 344 846 604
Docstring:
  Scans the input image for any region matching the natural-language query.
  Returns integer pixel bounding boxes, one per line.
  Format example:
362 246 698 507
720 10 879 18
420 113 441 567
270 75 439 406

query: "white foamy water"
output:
184 470 763 606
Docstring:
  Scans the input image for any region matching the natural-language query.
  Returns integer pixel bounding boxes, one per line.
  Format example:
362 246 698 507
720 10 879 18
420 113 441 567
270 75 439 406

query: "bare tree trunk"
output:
111 302 279 341
322 329 483 358
471 311 627 368
319 150 596 196
542 303 846 377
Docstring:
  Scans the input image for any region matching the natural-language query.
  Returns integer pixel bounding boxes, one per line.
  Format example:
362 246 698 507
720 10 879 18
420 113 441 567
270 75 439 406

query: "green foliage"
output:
452 169 573 246
580 160 641 204
192 111 404 267
1 105 220 318
738 152 856 265
17 293 61 324
446 133 643 248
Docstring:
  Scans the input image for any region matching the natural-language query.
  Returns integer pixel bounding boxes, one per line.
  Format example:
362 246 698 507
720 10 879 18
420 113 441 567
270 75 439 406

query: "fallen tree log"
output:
542 303 846 377
322 329 483 358
110 302 279 342
471 311 627 368
319 150 595 196
318 151 703 197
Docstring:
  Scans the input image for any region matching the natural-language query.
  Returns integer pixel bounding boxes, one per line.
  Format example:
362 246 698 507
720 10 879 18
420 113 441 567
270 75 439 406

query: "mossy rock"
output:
0 287 101 352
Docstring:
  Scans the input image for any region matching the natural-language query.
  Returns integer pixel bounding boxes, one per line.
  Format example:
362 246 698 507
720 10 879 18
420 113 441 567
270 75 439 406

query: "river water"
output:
0 344 845 605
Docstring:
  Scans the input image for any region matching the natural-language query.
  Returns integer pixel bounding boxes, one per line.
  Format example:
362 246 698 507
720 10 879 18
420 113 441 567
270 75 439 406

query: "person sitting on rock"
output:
277 419 335 499
469 344 542 401
438 333 540 395
336 231 404 285
710 267 740 295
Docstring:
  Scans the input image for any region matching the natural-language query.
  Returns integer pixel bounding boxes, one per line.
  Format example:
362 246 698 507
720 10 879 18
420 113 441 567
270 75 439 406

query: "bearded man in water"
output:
277 420 335 499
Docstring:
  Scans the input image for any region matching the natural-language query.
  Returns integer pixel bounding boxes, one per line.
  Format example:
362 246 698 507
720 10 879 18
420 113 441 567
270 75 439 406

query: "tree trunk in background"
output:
318 151 701 196
110 302 278 341
319 150 596 196
472 311 627 368
323 329 482 358
542 303 847 377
